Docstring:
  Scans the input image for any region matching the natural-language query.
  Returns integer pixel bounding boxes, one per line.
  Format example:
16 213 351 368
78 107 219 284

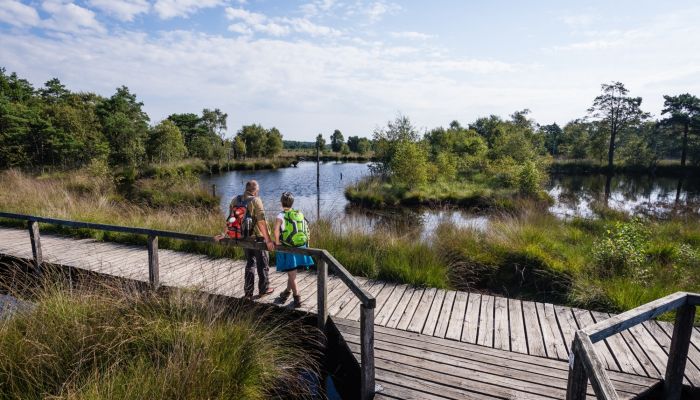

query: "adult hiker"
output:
274 191 313 308
215 180 275 300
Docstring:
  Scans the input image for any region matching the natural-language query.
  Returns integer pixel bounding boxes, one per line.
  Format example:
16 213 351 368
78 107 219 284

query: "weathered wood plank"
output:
396 288 424 331
374 284 406 327
554 305 579 355
493 296 509 351
461 292 481 344
576 332 620 400
348 281 385 321
538 302 568 360
509 299 528 354
445 291 468 340
522 300 547 357
433 290 455 338
421 289 445 336
407 287 436 333
589 311 646 377
664 304 696 400
477 295 495 347
644 320 699 386
573 309 619 372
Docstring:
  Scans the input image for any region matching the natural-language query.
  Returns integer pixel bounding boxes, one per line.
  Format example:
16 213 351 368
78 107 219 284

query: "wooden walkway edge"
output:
0 227 699 396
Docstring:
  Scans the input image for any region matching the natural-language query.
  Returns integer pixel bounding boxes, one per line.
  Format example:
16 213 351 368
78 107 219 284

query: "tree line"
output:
0 68 284 170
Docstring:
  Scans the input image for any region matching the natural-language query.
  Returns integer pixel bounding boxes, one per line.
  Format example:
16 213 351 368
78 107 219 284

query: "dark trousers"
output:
244 248 269 296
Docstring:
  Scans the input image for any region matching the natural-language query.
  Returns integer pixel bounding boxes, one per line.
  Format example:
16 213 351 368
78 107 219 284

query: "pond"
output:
202 162 700 237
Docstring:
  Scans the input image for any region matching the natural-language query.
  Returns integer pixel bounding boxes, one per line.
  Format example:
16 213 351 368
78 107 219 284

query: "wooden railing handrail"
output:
566 291 698 400
0 211 374 306
0 210 377 399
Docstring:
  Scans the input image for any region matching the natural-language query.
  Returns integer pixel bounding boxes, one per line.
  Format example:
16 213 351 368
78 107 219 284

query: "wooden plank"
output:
656 319 700 378
538 302 568 360
477 295 495 347
147 235 159 289
337 280 376 320
385 287 415 329
461 292 481 344
375 284 407 327
327 282 353 317
522 300 547 357
576 333 620 400
406 287 436 333
348 281 385 321
335 319 661 390
652 319 700 387
396 288 424 331
445 291 468 341
493 297 509 351
340 327 656 399
573 309 619 371
421 289 446 336
583 292 687 343
370 283 398 324
590 311 646 376
607 313 662 379
554 305 579 355
360 304 375 400
509 299 528 354
433 290 455 338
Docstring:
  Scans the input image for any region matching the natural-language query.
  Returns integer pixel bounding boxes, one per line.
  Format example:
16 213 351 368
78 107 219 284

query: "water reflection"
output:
547 173 700 218
202 162 700 238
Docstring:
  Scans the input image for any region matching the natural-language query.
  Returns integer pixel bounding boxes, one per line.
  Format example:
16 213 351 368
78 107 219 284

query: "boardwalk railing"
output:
566 292 699 400
0 211 377 400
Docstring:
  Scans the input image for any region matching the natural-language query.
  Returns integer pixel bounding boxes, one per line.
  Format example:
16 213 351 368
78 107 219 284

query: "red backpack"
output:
226 196 254 239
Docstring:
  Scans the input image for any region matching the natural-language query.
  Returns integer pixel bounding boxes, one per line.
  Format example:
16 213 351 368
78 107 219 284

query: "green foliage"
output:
234 124 283 158
591 219 649 281
340 142 350 155
330 129 344 152
517 160 542 195
97 86 150 167
315 134 326 151
147 120 187 163
389 140 428 187
0 279 320 400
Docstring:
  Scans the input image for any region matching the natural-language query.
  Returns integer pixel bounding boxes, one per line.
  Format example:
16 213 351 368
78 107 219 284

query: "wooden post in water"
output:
664 302 696 400
27 220 43 274
360 303 375 400
147 235 160 290
316 144 320 220
212 184 217 198
566 334 588 400
316 258 328 330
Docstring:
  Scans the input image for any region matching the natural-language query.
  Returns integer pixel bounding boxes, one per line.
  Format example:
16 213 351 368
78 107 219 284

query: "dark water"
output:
202 162 700 237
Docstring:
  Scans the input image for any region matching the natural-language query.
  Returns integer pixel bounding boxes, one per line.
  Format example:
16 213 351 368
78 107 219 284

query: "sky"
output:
1 0 700 141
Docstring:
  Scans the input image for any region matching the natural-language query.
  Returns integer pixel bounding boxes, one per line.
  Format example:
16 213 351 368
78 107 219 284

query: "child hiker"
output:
274 191 313 308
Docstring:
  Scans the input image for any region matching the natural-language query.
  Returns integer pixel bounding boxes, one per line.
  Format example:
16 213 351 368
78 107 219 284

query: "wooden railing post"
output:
316 258 328 330
147 235 159 289
664 302 696 400
27 220 43 274
566 333 588 400
360 303 375 400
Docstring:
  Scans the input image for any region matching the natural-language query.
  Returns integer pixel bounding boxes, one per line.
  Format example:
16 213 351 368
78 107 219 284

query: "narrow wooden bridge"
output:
0 213 698 399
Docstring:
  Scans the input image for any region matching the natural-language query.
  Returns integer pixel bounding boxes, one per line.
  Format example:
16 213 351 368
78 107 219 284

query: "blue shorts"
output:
276 245 314 272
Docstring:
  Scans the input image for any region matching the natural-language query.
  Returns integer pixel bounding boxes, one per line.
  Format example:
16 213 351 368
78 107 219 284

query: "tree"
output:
588 82 648 170
315 134 326 151
540 123 562 156
167 113 205 147
357 138 371 155
266 127 283 157
39 78 69 103
201 108 228 139
346 136 361 152
97 86 150 166
330 129 344 152
390 140 428 187
372 114 420 175
147 120 187 163
233 136 246 159
661 93 700 168
340 143 350 155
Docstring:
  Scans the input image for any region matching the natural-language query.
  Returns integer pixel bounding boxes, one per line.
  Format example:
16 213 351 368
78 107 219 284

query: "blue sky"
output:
1 0 699 140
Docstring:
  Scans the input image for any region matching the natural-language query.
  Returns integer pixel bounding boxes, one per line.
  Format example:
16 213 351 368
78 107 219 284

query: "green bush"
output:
591 219 649 281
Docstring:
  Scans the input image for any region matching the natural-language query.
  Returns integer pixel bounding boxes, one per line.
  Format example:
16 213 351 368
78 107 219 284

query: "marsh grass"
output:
0 264 322 400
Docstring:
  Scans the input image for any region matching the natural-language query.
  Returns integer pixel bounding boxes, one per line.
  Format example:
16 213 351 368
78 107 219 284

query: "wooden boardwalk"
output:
1 226 699 398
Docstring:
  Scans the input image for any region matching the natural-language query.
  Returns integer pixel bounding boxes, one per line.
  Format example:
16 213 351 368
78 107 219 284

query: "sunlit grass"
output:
0 267 321 400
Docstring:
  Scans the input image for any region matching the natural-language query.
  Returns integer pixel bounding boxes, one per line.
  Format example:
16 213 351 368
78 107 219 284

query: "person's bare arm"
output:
273 218 283 245
257 220 275 251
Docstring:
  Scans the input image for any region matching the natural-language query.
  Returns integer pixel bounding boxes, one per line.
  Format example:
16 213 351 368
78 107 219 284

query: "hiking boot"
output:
243 294 253 302
293 294 302 308
278 289 291 302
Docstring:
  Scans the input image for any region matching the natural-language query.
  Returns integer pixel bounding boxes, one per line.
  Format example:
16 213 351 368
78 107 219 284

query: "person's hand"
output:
214 233 225 242
265 240 275 252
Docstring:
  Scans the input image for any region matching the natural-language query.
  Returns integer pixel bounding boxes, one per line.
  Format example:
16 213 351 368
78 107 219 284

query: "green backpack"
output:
281 209 309 247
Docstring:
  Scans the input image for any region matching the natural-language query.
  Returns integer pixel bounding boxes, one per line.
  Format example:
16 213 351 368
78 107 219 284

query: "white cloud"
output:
390 31 434 40
154 0 225 19
89 0 149 22
226 7 340 37
0 0 40 27
41 0 105 34
365 1 400 23
561 14 594 28
300 0 337 18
